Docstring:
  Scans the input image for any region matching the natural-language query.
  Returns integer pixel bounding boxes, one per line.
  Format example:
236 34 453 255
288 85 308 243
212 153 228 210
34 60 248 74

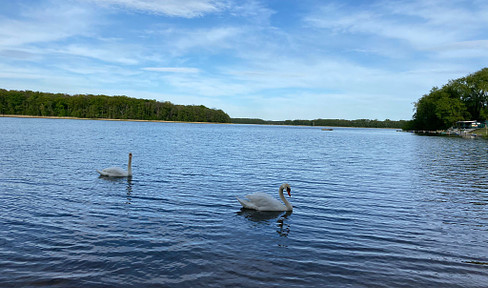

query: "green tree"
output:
0 89 231 123
408 68 488 130
458 68 488 121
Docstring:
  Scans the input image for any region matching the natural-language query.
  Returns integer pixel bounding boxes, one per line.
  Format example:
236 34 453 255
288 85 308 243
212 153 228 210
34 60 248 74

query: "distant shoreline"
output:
0 114 401 129
1 88 405 129
0 114 227 125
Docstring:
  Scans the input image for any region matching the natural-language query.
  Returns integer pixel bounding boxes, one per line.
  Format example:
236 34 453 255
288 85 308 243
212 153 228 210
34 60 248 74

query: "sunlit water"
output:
0 117 487 287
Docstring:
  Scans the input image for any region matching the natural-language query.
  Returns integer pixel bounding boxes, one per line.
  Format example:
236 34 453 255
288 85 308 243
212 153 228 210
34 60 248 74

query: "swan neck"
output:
128 155 132 176
279 186 293 211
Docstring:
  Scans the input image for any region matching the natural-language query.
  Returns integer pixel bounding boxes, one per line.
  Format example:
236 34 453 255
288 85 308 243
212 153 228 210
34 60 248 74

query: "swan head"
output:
282 183 291 197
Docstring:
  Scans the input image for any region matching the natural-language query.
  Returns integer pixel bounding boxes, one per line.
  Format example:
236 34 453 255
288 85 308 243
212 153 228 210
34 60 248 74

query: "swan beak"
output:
287 187 291 197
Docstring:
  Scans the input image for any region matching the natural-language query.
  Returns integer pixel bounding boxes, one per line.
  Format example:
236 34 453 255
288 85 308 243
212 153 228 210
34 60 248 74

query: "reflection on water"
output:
237 209 284 222
97 175 133 204
276 211 292 238
237 209 292 238
2 118 488 287
97 175 130 182
126 177 133 204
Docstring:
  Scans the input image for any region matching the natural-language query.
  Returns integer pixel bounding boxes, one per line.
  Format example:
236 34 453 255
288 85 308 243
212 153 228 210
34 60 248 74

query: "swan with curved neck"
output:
97 153 132 177
236 183 292 212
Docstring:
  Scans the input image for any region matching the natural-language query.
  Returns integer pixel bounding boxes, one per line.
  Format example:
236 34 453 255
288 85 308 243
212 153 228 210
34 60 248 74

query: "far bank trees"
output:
406 68 488 130
0 89 231 123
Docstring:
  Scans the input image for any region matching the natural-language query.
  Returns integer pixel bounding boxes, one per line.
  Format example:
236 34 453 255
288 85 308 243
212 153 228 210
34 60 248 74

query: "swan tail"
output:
97 169 108 176
236 196 258 210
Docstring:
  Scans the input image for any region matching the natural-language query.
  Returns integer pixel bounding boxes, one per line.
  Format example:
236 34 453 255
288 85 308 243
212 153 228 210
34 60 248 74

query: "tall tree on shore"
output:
407 68 488 130
457 68 488 121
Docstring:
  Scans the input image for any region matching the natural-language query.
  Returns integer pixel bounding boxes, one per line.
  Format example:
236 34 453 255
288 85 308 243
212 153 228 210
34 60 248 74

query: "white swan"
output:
97 153 132 177
236 183 293 212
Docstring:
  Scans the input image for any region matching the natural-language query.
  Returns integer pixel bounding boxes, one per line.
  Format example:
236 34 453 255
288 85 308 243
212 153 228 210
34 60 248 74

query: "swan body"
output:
237 183 292 212
97 153 132 177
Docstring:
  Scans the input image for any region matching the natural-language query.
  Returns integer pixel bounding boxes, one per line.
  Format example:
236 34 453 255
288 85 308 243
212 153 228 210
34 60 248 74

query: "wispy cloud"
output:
0 3 95 47
88 0 227 17
431 40 488 59
143 67 200 73
0 0 487 120
305 0 488 51
150 26 244 57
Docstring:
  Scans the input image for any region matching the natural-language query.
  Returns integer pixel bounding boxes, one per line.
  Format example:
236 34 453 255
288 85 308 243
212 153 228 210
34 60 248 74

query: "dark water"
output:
0 117 487 287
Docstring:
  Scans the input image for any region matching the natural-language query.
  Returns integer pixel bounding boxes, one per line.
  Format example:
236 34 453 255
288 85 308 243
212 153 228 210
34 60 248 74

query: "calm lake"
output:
1 117 487 287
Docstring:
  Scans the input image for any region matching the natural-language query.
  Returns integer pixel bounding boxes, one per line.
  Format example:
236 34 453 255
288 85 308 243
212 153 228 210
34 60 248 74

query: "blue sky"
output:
1 0 487 120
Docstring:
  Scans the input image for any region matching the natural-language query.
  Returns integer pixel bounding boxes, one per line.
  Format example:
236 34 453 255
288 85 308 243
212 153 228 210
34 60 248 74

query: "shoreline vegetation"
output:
231 117 407 128
0 89 406 129
402 67 488 138
0 113 406 129
413 127 488 138
0 89 231 123
404 67 488 132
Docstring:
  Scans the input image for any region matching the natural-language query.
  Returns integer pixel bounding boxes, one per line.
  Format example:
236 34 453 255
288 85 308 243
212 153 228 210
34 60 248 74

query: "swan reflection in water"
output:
276 211 292 238
237 209 292 238
125 177 133 204
98 175 133 204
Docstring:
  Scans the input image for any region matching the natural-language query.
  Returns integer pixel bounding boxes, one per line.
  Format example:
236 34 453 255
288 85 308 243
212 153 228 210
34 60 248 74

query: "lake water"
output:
0 117 487 287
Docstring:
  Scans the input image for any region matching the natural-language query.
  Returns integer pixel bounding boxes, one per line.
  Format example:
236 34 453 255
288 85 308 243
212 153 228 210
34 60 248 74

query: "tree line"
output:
405 68 488 131
231 118 407 128
0 88 410 128
0 89 231 123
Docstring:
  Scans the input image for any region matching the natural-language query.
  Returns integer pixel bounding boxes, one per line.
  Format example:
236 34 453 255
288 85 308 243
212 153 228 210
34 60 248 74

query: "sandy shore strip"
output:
0 114 229 125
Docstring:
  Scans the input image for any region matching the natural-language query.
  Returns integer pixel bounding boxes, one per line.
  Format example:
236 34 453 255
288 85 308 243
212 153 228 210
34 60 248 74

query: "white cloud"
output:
157 72 251 97
1 0 486 121
0 3 95 47
143 67 200 73
89 0 227 17
430 40 488 59
160 26 244 55
229 0 274 25
305 0 488 50
55 44 140 65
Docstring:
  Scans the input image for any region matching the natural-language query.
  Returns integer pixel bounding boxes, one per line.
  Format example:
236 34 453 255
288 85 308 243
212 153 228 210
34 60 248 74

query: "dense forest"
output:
1 88 408 128
405 68 488 131
0 89 231 123
231 118 407 128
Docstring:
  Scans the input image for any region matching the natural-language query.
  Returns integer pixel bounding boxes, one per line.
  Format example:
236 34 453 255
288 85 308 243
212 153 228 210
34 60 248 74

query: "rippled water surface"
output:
1 117 487 287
